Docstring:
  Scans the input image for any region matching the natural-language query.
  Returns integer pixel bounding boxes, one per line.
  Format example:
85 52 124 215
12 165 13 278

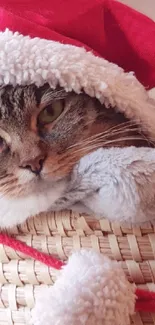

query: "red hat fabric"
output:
0 0 155 139
0 0 155 88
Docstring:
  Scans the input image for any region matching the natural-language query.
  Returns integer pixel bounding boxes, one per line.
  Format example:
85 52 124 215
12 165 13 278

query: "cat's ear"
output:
128 160 155 222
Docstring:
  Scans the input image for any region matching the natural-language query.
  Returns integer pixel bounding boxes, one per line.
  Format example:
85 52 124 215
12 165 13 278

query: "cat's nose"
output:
20 155 45 175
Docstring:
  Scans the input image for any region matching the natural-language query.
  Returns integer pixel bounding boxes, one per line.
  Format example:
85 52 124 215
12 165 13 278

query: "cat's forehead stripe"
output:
0 85 40 120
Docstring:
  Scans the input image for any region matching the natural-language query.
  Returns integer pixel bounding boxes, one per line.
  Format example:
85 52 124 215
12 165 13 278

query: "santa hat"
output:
0 0 155 139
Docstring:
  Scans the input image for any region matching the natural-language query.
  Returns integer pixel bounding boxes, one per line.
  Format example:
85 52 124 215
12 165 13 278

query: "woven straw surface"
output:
1 211 155 324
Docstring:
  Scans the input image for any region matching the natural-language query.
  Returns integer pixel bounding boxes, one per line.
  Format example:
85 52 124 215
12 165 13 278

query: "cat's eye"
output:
0 137 8 154
38 100 64 125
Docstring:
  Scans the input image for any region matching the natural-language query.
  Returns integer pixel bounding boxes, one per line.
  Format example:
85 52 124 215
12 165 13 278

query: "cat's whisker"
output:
141 134 155 148
67 126 141 149
137 128 155 148
86 127 140 141
1 186 19 196
71 121 139 144
44 132 153 178
0 179 17 185
0 173 14 180
86 118 137 128
70 136 148 155
102 136 151 147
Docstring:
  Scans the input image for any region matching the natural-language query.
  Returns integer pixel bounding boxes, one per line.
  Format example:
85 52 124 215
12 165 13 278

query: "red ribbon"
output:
0 233 64 269
0 232 155 312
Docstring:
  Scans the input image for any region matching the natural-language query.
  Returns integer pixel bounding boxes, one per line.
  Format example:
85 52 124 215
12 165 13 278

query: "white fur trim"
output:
1 29 155 137
31 250 135 325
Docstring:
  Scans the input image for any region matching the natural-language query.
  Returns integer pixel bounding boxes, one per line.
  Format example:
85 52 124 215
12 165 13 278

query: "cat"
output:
0 83 150 228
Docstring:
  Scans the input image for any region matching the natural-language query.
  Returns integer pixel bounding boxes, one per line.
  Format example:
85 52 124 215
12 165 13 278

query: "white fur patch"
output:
0 181 66 228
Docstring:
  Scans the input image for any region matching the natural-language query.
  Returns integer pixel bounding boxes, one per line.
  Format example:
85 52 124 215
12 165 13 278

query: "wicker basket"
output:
1 211 155 325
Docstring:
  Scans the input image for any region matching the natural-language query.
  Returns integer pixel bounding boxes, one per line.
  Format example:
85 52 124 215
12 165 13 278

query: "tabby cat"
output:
0 83 150 228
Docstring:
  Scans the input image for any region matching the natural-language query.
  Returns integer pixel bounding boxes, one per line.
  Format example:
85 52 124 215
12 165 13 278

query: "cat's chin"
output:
0 180 67 229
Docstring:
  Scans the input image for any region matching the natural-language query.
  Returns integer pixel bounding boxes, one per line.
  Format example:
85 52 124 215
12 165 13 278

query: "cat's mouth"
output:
7 163 68 199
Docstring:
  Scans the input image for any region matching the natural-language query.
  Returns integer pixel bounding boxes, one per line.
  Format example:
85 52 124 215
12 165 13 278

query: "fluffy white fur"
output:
1 29 155 139
31 250 135 325
50 147 155 224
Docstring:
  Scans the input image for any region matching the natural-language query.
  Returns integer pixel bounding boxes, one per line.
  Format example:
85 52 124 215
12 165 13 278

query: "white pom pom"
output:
31 250 135 325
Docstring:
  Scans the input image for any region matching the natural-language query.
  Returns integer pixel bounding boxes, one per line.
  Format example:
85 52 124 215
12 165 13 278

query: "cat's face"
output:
0 84 148 228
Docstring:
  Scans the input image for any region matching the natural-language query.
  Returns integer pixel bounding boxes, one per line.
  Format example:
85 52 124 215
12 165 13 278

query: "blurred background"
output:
119 0 155 21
